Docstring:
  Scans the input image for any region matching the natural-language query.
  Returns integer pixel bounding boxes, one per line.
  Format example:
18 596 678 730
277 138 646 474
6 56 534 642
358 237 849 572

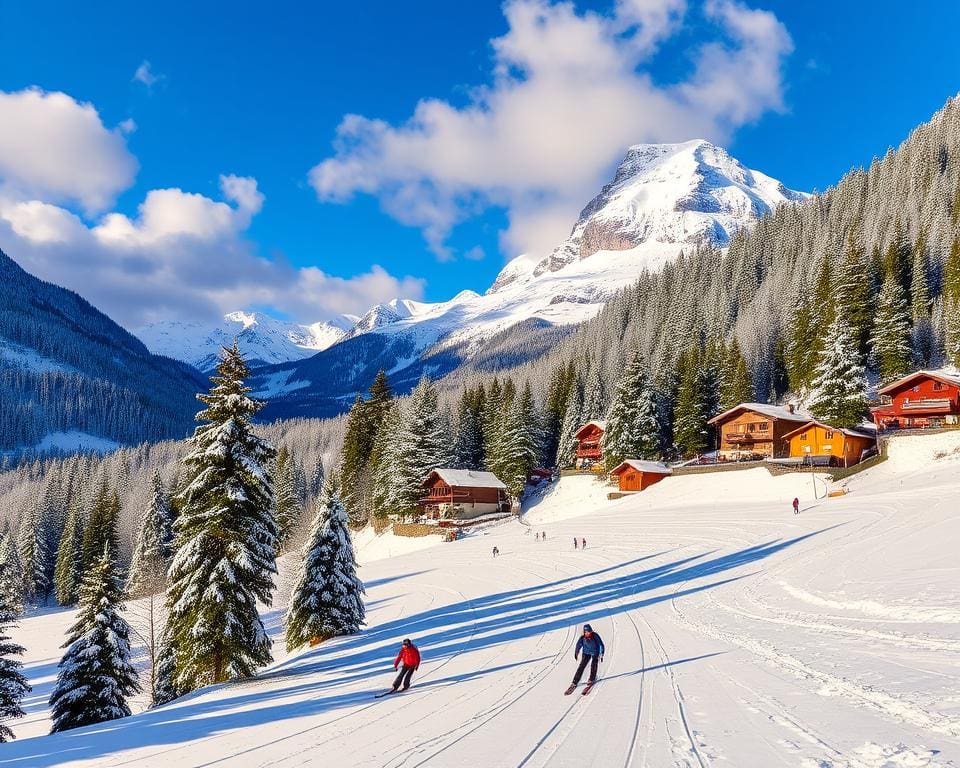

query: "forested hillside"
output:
0 249 206 455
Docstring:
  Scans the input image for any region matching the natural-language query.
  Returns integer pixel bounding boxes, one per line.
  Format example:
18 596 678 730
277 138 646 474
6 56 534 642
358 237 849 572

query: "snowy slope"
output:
7 432 960 766
136 311 357 371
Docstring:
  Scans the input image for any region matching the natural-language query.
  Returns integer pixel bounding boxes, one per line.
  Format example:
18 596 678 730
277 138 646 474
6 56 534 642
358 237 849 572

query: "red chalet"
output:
871 371 960 430
419 469 511 520
574 420 606 468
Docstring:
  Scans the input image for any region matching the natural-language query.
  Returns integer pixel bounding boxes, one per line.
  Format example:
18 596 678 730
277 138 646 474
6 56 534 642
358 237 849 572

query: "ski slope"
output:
6 434 960 767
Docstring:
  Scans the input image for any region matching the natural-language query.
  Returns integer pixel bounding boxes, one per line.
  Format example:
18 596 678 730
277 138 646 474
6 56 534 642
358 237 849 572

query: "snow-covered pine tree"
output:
493 383 540 498
786 290 818 390
603 353 661 468
452 386 484 470
556 375 585 469
834 236 874 362
53 497 83 605
369 400 401 521
48 546 139 733
672 348 710 457
870 272 913 384
165 342 278 691
310 453 325 499
127 471 172 598
583 365 607 421
286 480 365 650
273 445 299 546
810 314 868 428
0 534 24 615
0 559 30 742
720 339 754 411
80 480 120 572
388 376 452 518
17 504 52 606
910 234 933 366
151 625 180 707
339 370 393 527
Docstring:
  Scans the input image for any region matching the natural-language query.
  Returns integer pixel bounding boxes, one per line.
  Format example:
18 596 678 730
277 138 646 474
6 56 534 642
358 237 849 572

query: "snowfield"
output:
6 433 960 767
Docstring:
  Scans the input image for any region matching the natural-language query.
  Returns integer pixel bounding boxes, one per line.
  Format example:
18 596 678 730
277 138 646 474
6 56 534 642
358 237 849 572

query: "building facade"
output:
708 403 809 461
609 460 671 492
574 421 606 468
871 371 960 430
781 421 877 467
419 469 510 520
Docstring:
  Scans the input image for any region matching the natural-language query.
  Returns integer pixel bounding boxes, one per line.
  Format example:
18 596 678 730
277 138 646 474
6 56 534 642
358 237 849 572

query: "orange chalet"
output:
708 403 809 461
781 420 877 467
609 460 672 492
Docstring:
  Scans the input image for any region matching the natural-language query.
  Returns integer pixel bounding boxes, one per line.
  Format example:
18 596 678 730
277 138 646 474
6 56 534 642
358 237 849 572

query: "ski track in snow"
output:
6 433 960 767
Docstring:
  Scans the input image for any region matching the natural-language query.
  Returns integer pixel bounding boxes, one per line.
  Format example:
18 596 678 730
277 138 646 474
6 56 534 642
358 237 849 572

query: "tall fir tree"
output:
151 625 181 707
339 370 393 527
719 339 754 411
870 272 914 384
127 471 173 599
48 547 139 733
452 386 485 470
810 314 868 428
80 481 120 573
834 236 874 361
0 534 24 615
273 445 300 544
603 353 661 467
165 343 278 691
286 480 365 650
53 498 84 606
672 348 710 456
556 375 586 469
910 233 933 366
787 290 818 390
491 382 540 498
0 559 29 742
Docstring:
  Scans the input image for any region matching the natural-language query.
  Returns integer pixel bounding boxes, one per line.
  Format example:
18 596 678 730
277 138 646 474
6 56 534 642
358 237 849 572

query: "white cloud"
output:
0 88 137 214
309 0 792 260
133 60 161 88
118 118 137 134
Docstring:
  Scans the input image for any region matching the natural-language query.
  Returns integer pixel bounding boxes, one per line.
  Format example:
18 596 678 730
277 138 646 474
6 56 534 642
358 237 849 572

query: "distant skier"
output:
492 546 499 558
535 532 540 541
581 537 587 550
391 638 421 692
792 497 800 515
567 624 604 692
573 537 578 550
542 531 547 540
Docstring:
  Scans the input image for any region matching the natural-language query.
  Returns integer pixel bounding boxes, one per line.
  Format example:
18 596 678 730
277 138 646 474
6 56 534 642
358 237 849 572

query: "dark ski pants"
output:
393 665 415 690
572 654 599 684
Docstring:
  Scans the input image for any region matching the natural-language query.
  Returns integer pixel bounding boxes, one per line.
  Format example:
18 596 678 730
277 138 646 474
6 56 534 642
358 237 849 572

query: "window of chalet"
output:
760 421 770 430
913 385 920 393
933 381 944 391
825 430 834 439
799 433 807 440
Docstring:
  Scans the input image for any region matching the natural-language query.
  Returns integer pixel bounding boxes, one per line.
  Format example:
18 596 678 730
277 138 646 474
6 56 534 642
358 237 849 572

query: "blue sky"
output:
0 1 957 326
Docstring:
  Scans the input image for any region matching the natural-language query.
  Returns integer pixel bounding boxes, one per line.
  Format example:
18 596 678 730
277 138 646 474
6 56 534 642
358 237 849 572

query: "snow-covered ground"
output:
5 433 960 766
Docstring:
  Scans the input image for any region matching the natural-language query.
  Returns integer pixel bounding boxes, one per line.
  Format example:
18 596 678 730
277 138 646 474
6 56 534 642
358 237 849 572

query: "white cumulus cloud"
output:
309 0 792 261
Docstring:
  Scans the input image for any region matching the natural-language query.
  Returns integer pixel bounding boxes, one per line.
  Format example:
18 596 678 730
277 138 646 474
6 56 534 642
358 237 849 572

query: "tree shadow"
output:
2 528 833 766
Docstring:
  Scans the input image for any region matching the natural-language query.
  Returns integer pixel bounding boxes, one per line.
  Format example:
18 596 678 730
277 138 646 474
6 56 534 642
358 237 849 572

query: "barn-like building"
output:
708 403 809 461
781 421 877 467
574 420 606 468
609 460 672 492
871 371 960 430
419 469 510 520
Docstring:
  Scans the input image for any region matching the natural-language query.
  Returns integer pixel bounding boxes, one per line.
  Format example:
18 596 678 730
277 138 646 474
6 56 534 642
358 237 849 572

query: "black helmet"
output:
402 638 411 646
583 624 592 632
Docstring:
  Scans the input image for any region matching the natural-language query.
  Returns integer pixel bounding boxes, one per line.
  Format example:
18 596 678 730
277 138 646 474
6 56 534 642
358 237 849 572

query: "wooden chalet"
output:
609 460 672 492
871 371 960 430
574 420 606 467
419 469 510 520
708 403 809 461
781 421 877 467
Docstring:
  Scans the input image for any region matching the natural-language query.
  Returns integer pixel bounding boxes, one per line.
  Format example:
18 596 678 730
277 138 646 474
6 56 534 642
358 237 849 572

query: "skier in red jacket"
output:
392 638 421 691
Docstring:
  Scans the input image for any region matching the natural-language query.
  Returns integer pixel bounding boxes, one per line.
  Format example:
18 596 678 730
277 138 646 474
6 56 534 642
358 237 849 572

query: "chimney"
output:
785 403 795 414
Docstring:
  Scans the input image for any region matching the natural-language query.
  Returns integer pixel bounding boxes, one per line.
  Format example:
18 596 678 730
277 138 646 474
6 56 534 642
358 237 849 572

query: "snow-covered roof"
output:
707 402 810 425
424 468 507 490
779 420 878 441
609 459 672 476
575 420 607 437
876 369 960 395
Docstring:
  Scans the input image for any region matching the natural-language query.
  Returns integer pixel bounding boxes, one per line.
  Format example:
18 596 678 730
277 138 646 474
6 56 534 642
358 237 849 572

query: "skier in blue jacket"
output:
572 623 605 685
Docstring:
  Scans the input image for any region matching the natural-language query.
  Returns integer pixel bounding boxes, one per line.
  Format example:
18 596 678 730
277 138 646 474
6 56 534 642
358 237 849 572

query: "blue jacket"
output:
575 632 605 658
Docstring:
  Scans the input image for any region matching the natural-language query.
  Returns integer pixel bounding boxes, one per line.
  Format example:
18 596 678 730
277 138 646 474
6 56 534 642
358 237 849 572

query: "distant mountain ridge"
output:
0 248 205 454
248 139 804 418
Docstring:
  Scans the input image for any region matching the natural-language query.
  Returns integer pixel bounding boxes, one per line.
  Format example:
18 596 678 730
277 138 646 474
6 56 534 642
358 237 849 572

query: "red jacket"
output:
394 644 421 669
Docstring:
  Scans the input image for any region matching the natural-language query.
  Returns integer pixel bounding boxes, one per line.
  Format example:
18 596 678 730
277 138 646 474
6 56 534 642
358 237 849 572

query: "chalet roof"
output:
876 369 960 396
779 420 878 442
575 420 607 438
609 459 672 476
707 402 810 426
423 468 507 490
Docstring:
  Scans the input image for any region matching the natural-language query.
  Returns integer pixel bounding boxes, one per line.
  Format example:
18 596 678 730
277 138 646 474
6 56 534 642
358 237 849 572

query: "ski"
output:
581 682 596 696
564 684 577 695
375 689 398 699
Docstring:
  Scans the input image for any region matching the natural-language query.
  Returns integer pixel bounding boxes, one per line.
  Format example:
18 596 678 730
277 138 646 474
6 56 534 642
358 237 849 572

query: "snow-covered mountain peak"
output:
491 139 806 290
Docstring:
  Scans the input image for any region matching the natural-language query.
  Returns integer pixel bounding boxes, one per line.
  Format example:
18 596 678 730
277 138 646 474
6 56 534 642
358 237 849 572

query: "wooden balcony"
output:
900 398 954 413
725 431 772 444
576 444 602 459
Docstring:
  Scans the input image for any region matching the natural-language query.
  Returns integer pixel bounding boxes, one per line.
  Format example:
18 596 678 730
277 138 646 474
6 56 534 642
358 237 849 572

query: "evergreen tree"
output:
273 445 300 544
810 314 868 428
787 291 818 390
53 498 83 605
151 626 180 707
603 352 661 467
835 236 874 361
719 339 754 410
672 348 710 456
286 480 365 650
0 535 24 615
583 365 607 420
339 371 393 526
388 377 452 518
870 273 913 384
0 560 29 742
126 472 172 598
452 387 484 470
165 343 278 691
48 547 139 733
491 383 540 497
556 375 585 469
310 453 326 499
80 481 120 572
542 362 574 467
